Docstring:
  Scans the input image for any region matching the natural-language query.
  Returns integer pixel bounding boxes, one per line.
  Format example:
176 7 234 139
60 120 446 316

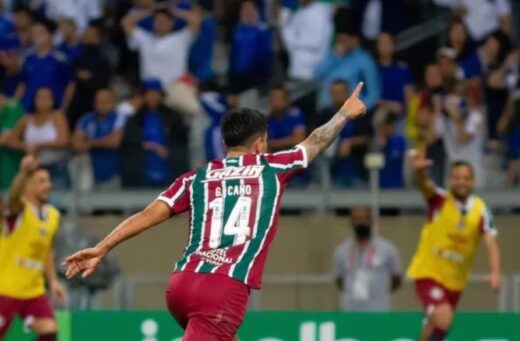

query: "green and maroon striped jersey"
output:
157 145 308 289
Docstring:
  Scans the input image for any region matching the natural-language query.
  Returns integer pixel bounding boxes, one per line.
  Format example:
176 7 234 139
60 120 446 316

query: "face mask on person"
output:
353 224 371 240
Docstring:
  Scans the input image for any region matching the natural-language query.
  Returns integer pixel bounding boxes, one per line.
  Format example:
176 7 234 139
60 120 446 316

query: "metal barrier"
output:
513 274 520 312
114 273 514 312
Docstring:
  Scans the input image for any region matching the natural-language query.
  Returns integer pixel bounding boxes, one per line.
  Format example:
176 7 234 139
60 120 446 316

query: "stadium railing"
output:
112 273 514 312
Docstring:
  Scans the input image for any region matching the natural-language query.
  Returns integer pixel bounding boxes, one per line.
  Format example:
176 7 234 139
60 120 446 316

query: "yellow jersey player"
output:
407 151 502 341
0 156 67 341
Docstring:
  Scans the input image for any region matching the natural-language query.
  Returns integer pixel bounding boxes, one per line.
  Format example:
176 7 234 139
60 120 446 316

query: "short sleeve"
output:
263 144 308 183
129 27 152 50
156 171 196 215
480 205 498 236
177 27 192 44
113 112 128 130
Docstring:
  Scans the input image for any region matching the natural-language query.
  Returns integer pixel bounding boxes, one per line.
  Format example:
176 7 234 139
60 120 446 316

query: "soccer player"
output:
407 151 502 341
0 156 67 340
64 83 367 340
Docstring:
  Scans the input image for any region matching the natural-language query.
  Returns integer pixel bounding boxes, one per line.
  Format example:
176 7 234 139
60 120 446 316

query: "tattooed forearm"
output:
301 111 350 162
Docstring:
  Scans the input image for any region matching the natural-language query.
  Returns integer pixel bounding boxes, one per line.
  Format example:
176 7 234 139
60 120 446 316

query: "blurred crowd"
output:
0 0 518 192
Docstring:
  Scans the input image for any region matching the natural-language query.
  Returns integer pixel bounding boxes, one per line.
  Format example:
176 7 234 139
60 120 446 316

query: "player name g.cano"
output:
203 165 265 197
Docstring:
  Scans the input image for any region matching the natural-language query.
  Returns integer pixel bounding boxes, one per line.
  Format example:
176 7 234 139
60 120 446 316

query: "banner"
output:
6 311 520 341
70 311 520 341
4 312 70 341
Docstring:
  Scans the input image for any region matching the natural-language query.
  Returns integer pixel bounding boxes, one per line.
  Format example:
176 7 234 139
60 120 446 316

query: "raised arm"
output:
172 7 202 36
7 155 37 215
64 200 171 279
409 149 437 199
301 82 367 163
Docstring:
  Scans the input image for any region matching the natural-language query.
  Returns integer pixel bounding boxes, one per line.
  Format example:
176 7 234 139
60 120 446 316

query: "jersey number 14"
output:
209 197 252 249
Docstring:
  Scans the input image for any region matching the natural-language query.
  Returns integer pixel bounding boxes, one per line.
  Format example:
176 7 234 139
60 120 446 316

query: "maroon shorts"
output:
165 271 250 341
415 278 462 316
0 294 55 337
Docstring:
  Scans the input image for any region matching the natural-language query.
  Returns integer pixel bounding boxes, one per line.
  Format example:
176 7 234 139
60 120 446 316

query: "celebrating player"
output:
0 156 67 341
63 83 367 340
407 152 502 341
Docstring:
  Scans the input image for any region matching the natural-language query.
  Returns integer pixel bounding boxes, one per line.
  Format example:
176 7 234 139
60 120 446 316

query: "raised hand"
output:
341 82 367 119
409 149 433 170
63 246 107 279
20 155 38 173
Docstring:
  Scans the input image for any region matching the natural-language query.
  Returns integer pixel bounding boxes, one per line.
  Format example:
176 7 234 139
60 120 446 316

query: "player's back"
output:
158 145 308 289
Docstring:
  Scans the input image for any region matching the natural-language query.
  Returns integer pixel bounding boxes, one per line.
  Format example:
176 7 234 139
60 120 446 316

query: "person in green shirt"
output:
0 94 25 191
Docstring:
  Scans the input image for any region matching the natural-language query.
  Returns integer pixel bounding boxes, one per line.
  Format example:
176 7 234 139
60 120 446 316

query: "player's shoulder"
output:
471 195 489 211
178 169 198 182
46 204 61 219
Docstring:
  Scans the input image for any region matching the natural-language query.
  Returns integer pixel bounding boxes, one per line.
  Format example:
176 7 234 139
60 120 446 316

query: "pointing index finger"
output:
352 82 364 98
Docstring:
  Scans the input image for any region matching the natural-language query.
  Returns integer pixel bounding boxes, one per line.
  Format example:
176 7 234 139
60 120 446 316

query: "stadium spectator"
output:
121 79 188 187
56 18 82 63
9 6 33 54
333 206 402 311
479 31 513 146
376 113 406 189
0 4 14 36
15 19 74 111
332 112 372 188
415 99 446 186
199 86 236 161
316 79 350 128
0 93 24 191
267 84 306 152
5 87 70 189
351 0 415 40
436 47 461 91
73 89 126 188
189 1 216 81
498 81 520 186
122 8 201 89
0 48 23 97
228 0 271 92
446 19 481 81
439 90 485 187
433 0 511 42
280 0 333 80
38 0 102 33
67 24 111 130
407 63 444 144
445 19 482 106
376 32 413 123
315 30 380 110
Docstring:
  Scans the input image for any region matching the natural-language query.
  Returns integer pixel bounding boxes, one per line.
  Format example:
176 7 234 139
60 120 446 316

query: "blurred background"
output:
0 0 520 339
